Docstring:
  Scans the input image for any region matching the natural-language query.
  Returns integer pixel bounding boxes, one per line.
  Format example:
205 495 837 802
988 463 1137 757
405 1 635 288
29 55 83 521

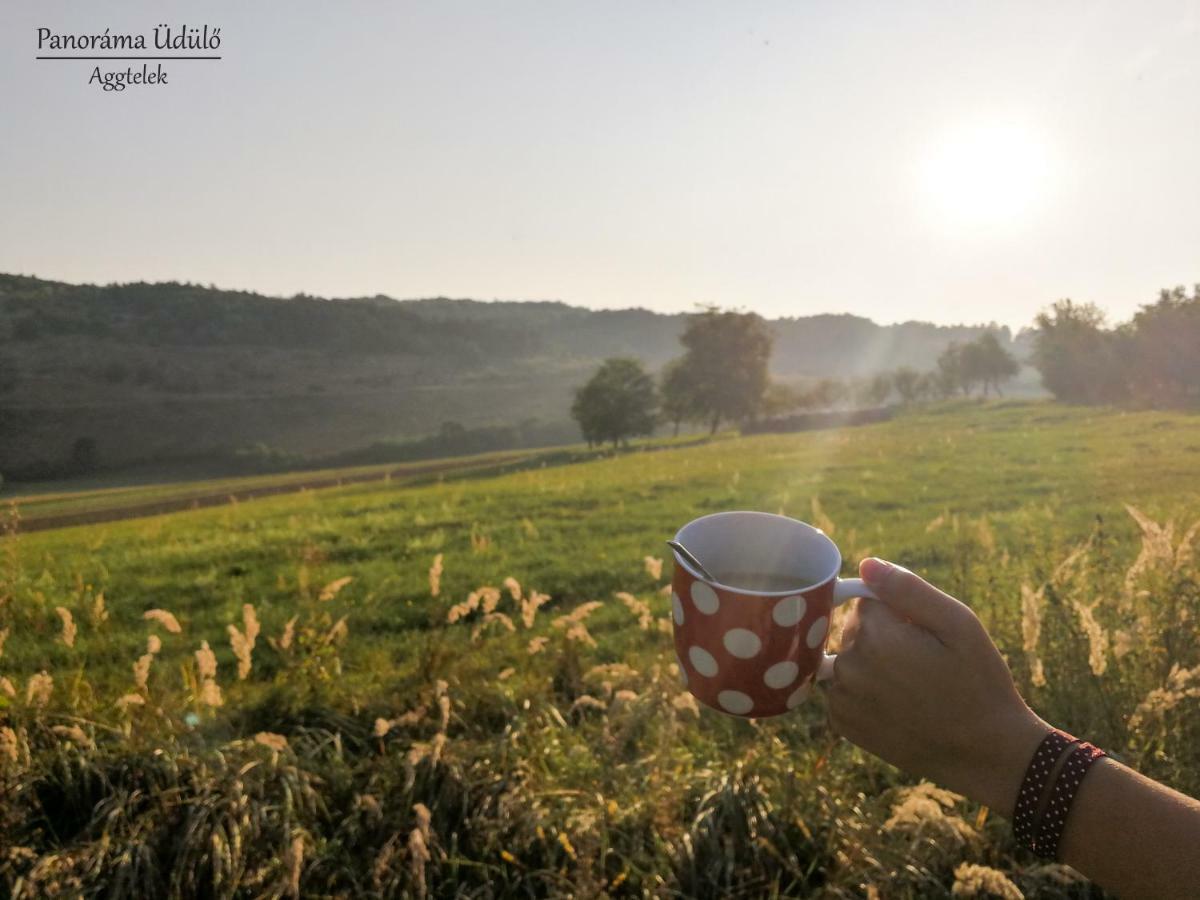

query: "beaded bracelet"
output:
1032 740 1107 860
1012 728 1078 851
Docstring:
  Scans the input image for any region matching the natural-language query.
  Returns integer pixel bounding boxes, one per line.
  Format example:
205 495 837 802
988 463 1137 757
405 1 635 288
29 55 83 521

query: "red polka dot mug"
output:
670 511 876 718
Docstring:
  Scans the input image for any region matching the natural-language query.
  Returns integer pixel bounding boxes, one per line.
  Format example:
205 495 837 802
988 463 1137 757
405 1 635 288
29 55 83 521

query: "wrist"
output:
954 711 1051 817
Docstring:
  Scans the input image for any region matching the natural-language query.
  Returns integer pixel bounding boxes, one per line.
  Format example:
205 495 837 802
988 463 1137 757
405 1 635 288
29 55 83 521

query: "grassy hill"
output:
1 401 1197 896
0 274 1037 480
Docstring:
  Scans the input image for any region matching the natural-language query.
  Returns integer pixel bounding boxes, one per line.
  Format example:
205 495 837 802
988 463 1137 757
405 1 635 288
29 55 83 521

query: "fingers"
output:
859 557 977 640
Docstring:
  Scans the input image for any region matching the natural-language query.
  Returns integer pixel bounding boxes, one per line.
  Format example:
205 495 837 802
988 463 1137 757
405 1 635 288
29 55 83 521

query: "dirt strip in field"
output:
12 451 536 534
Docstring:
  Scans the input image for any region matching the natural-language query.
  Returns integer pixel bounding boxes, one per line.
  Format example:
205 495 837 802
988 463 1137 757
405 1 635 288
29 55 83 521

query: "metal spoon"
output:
666 539 716 582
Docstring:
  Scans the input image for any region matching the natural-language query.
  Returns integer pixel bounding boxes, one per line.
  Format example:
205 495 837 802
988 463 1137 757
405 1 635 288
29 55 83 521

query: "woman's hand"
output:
828 558 1048 815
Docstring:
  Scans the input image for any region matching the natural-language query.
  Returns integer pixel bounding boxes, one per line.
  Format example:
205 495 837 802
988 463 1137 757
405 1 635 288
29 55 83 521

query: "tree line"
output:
570 309 1022 447
1029 285 1199 407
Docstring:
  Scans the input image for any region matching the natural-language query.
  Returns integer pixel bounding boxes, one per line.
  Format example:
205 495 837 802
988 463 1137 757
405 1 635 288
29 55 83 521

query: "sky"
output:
1 1 1197 329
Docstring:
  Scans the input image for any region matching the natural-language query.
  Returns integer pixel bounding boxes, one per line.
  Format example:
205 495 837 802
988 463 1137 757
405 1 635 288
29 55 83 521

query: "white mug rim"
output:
672 510 843 597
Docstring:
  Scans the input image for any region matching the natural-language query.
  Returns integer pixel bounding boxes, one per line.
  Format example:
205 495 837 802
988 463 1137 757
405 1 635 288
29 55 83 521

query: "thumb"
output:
859 558 976 639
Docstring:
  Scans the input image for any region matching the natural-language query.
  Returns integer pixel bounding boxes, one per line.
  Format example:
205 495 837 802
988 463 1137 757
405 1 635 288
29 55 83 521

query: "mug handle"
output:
817 577 877 682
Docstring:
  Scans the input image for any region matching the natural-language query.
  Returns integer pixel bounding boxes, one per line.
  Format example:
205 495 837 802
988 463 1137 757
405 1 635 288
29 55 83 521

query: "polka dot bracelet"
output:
1012 727 1106 859
1031 739 1106 860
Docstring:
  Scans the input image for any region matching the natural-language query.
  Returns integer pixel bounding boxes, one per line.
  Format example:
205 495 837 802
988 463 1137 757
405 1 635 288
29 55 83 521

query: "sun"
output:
919 118 1053 232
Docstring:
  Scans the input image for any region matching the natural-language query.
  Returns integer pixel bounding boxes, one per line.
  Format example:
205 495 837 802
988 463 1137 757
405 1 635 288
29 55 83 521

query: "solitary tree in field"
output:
673 308 773 434
1032 300 1125 404
571 358 658 448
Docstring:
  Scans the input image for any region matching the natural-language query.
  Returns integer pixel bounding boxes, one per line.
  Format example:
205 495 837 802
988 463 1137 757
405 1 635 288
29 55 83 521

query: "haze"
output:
1 1 1197 329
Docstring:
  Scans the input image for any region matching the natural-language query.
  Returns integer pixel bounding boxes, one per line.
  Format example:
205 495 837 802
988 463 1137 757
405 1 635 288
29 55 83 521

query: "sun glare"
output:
919 118 1053 232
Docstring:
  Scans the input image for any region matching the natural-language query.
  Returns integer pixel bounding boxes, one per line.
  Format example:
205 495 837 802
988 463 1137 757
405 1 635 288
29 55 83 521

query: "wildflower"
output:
553 601 603 647
447 591 482 624
570 695 607 715
0 726 20 763
610 689 638 712
477 586 502 614
374 718 393 738
229 625 254 679
147 634 162 655
644 555 663 581
195 640 218 679
143 609 182 633
1052 540 1092 586
885 782 976 845
429 554 443 597
319 576 353 602
356 793 383 820
51 724 92 748
527 636 548 655
1072 600 1109 676
413 802 432 837
951 863 1023 899
503 576 521 601
287 834 305 898
471 612 516 641
254 731 288 752
438 694 451 732
325 615 349 644
396 705 427 727
116 693 145 709
25 671 53 707
242 603 260 648
200 679 223 707
408 827 431 900
672 692 700 718
617 592 654 630
521 590 550 629
54 607 77 648
1113 629 1135 659
1129 663 1200 730
498 667 515 680
133 653 153 690
90 592 108 625
0 676 14 698
278 615 298 651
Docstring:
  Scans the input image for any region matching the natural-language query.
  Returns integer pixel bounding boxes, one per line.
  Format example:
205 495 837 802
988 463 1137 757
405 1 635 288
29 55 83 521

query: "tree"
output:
659 358 700 437
961 332 1019 396
1031 300 1126 403
571 358 658 448
1126 285 1200 407
892 367 922 405
671 308 773 434
936 343 974 396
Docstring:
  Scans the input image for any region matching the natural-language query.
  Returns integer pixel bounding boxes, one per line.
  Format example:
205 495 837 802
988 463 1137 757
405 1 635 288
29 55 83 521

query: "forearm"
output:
953 718 1200 899
1057 757 1200 900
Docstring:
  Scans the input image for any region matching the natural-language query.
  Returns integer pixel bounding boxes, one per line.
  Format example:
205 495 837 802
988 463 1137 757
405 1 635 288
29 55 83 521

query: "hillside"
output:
0 274 1034 478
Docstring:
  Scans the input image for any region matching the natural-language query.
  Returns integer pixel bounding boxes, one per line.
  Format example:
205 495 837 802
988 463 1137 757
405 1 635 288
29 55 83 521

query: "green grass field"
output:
2 401 1199 897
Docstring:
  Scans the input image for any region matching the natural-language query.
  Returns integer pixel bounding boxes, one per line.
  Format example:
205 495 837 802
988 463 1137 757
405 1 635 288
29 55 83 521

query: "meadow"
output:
2 401 1199 898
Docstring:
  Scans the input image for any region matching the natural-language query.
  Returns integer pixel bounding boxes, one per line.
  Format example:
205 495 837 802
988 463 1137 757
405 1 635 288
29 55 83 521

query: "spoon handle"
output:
666 540 715 582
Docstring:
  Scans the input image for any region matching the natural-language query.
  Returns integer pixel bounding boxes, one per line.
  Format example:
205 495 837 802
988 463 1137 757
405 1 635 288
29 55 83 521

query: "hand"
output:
828 558 1049 815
